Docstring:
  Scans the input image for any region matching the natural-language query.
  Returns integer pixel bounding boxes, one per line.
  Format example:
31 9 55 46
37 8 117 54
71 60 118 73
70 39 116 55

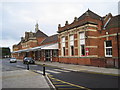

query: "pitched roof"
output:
57 21 98 33
78 9 102 20
58 10 102 33
105 15 120 29
34 30 48 38
41 34 58 45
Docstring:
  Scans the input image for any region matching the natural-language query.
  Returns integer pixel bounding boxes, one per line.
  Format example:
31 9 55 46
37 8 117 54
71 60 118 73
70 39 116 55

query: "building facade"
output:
58 9 120 68
12 23 58 62
12 10 120 68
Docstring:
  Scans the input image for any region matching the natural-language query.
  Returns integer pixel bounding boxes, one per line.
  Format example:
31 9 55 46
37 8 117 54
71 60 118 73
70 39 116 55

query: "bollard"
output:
43 64 45 76
27 62 29 70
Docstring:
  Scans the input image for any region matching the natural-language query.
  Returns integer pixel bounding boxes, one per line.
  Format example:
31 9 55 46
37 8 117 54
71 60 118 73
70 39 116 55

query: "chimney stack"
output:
65 21 69 25
58 24 61 28
74 17 78 21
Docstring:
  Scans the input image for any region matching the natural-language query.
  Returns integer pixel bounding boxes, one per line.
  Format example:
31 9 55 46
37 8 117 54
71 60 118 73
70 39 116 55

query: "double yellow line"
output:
49 76 90 90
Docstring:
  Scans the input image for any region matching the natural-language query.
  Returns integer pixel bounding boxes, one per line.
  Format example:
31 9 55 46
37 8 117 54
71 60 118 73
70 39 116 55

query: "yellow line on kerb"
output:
58 88 86 90
53 82 63 84
50 77 91 90
55 85 71 86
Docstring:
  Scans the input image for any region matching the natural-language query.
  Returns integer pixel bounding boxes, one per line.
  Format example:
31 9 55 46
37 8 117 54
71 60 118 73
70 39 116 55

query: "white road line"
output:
16 65 25 68
46 70 61 74
54 69 70 72
30 65 38 66
36 70 50 74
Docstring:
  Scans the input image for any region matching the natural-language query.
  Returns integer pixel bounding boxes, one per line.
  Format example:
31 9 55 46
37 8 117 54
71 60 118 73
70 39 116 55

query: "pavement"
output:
35 61 120 76
2 70 53 89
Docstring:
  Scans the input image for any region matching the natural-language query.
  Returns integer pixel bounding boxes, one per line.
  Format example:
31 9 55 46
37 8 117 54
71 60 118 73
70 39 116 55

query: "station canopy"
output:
12 43 58 53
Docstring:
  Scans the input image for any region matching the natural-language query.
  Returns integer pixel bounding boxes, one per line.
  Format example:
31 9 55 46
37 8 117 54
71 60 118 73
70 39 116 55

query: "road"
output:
2 58 119 90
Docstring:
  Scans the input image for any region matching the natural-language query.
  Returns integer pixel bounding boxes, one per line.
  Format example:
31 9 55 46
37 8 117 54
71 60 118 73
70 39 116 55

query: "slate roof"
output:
41 34 58 45
105 15 120 30
58 9 102 33
78 9 102 21
57 21 98 33
34 30 48 38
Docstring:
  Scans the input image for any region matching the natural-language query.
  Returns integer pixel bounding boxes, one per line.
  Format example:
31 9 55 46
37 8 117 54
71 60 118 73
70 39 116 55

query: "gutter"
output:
45 75 56 90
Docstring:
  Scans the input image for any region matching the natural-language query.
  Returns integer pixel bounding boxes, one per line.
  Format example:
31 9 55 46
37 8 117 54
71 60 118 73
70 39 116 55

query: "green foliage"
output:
0 47 11 58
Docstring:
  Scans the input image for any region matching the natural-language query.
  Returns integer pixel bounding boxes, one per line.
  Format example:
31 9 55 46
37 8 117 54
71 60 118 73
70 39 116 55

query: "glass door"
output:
45 50 51 61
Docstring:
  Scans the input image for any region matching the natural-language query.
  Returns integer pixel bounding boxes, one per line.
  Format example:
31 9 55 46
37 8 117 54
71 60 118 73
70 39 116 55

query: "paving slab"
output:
2 70 50 89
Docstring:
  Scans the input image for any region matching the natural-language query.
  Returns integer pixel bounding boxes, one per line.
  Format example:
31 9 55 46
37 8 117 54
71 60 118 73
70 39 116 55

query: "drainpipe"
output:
117 33 120 68
58 50 60 63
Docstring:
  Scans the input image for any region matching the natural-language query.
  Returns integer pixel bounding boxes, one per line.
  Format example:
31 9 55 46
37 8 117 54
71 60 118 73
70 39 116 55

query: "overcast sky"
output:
0 0 119 51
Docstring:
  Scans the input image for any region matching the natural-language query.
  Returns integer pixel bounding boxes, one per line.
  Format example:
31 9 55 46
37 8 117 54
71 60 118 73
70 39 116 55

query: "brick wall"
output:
59 57 91 65
57 11 120 68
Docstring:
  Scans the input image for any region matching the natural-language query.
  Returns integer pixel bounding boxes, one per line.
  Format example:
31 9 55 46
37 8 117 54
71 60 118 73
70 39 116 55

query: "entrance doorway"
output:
45 50 51 61
25 52 29 57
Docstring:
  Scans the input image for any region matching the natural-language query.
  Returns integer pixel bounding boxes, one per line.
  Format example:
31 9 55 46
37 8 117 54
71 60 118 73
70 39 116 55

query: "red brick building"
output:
12 23 58 62
58 9 120 68
12 10 120 68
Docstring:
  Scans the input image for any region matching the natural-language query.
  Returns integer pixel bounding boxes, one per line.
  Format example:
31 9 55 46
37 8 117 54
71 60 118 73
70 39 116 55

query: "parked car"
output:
23 57 35 64
10 57 17 63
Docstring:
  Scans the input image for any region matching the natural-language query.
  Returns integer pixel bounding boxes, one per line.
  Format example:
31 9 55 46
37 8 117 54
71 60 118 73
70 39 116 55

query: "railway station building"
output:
12 9 120 68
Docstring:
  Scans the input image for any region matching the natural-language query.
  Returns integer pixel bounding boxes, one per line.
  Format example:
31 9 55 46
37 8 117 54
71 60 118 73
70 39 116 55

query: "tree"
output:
0 47 11 58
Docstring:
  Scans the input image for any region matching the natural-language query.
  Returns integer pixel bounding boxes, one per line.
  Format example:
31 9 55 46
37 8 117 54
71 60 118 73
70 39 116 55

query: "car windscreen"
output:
25 57 33 60
11 58 16 59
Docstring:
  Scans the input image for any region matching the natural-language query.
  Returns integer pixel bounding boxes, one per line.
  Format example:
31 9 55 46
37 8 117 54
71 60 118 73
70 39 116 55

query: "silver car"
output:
23 57 35 64
10 57 17 63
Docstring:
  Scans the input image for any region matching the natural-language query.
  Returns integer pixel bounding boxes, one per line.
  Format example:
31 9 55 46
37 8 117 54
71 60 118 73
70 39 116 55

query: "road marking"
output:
53 69 70 72
30 65 38 66
58 88 84 90
55 85 72 87
49 77 90 90
46 70 61 74
36 70 50 75
48 74 53 77
53 82 63 84
16 65 25 68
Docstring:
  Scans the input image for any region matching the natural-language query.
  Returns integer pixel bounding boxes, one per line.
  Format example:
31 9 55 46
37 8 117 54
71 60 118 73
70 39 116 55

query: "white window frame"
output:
69 35 74 56
79 32 85 56
79 32 85 45
61 37 65 56
61 37 65 47
104 40 112 57
80 44 85 56
63 47 65 56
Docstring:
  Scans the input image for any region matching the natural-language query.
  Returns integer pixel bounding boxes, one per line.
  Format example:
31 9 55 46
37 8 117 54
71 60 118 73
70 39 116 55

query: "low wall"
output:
59 57 119 68
90 58 119 68
59 57 91 65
